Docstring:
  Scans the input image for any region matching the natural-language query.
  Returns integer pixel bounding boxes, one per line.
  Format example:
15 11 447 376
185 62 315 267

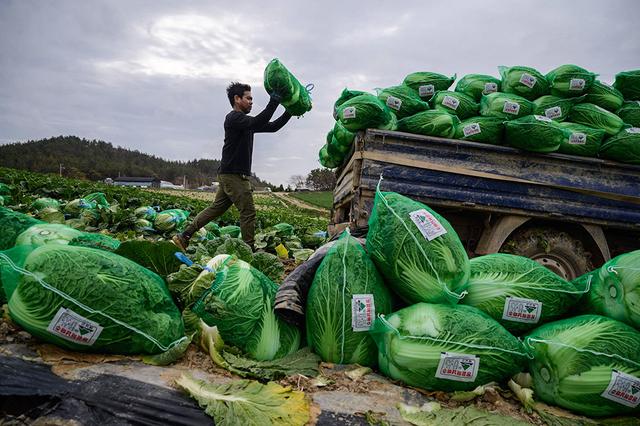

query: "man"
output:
172 82 291 251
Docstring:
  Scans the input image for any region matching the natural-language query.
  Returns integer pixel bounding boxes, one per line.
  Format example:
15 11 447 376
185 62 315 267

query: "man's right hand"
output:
270 92 283 103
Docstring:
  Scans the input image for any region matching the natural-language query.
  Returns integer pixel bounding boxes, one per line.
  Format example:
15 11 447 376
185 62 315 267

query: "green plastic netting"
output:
613 69 640 101
585 81 625 112
333 88 368 119
31 198 61 212
504 115 565 153
617 101 640 127
546 64 596 97
335 94 394 132
533 95 585 122
599 127 640 164
397 110 460 138
454 74 501 102
319 145 341 169
376 85 429 119
557 122 605 157
430 91 478 119
479 92 535 120
0 207 44 250
499 66 549 100
402 72 456 99
454 116 505 144
569 103 625 136
264 58 312 116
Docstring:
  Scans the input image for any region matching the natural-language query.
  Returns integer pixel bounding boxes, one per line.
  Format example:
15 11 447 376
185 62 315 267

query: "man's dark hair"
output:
227 82 251 106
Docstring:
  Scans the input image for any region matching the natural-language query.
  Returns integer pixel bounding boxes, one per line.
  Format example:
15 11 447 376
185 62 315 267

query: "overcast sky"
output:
1 0 639 185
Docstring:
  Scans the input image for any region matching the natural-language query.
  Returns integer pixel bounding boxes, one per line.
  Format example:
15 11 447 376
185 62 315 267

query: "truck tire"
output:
500 228 593 280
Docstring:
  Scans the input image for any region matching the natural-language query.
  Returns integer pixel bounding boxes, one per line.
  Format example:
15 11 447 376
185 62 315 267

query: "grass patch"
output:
288 191 333 210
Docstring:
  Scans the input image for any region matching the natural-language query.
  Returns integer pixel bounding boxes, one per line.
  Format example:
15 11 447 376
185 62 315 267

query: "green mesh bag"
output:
499 65 549 100
370 303 527 392
333 120 355 149
0 207 44 250
454 116 504 144
613 69 640 101
454 74 500 102
0 183 11 197
557 122 605 157
154 209 190 232
546 64 596 97
533 95 585 122
0 244 185 354
430 91 478 119
134 206 157 221
617 101 640 127
333 88 368 119
504 115 564 153
376 85 429 119
397 110 460 138
84 192 110 209
336 94 393 132
192 255 301 360
402 72 456 99
219 225 241 238
479 92 535 120
569 103 625 136
319 145 341 169
599 127 640 164
524 315 640 417
306 231 392 366
585 81 625 112
31 198 60 212
366 185 470 305
15 223 84 246
327 136 350 159
69 233 121 252
264 58 312 116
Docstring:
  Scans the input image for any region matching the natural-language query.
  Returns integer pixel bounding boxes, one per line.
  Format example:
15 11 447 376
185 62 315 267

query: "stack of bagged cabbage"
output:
320 66 640 168
304 187 640 418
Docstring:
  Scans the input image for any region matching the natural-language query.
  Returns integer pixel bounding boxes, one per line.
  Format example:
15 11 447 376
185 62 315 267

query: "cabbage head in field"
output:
134 206 157 221
499 66 549 100
614 69 640 100
376 85 429 119
371 303 527 392
154 209 190 232
454 74 500 102
31 198 60 212
504 115 565 153
479 92 534 120
617 101 640 127
306 232 392 366
557 122 605 157
568 103 625 136
402 72 456 99
15 223 84 247
430 91 478 119
0 208 44 250
366 189 469 304
454 116 504 144
585 81 625 112
397 110 460 138
599 127 640 164
546 64 596 97
460 254 581 334
524 315 640 417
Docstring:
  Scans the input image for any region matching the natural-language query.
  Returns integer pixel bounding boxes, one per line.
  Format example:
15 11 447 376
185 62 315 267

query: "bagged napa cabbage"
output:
319 145 341 169
366 188 469 305
0 244 185 354
460 254 582 334
568 103 625 136
479 92 534 120
454 116 504 144
336 94 394 132
454 74 500 102
397 110 460 138
599 127 640 164
430 91 478 119
64 198 97 216
154 209 190 232
524 315 640 417
263 58 311 116
617 101 640 127
546 64 596 97
306 232 392 366
371 303 527 392
499 66 549 100
575 250 640 329
614 69 640 100
134 206 157 221
0 207 44 250
376 85 429 119
557 122 605 157
402 72 456 99
333 120 355 149
533 95 585 122
192 255 300 361
504 115 565 153
585 81 625 112
326 129 349 159
31 198 60 212
333 88 368 119
15 223 84 247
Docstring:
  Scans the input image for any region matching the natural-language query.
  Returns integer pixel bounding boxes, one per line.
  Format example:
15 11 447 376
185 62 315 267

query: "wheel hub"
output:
532 254 576 280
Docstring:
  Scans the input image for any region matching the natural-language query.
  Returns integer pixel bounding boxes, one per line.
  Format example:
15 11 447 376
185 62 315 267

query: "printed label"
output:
442 95 460 110
419 84 435 97
569 132 587 145
343 106 356 119
545 106 562 119
483 82 498 94
503 101 521 115
47 307 103 346
386 95 402 111
463 123 482 137
570 78 586 91
502 297 542 323
626 127 640 134
534 115 553 123
409 209 447 241
601 370 640 408
435 352 479 382
519 73 537 88
352 294 375 332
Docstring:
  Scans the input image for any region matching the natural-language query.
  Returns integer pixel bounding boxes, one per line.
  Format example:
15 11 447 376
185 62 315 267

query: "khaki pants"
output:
183 174 256 248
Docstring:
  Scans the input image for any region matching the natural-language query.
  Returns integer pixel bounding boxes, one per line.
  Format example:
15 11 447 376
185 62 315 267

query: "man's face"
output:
235 91 253 113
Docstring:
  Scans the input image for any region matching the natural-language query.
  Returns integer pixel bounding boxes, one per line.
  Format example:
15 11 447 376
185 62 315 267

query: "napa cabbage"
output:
431 91 479 119
402 72 456 99
397 110 460 138
376 85 430 119
479 92 535 120
504 115 565 153
499 66 549 100
454 116 504 144
585 81 625 112
568 103 625 136
454 74 501 102
545 64 596 97
599 127 640 164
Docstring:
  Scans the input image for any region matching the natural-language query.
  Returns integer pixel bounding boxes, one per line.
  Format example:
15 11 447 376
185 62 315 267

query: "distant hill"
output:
0 136 273 188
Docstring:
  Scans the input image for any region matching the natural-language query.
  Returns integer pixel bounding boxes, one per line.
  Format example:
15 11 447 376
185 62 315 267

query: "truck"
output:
331 128 640 280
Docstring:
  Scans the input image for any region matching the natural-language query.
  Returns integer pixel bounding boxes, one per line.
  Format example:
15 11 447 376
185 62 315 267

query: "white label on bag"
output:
419 84 435 97
442 95 460 110
47 307 103 346
502 297 542 323
519 73 537 88
386 95 402 111
570 78 586 91
483 82 498 94
503 101 520 115
409 209 447 241
601 370 640 408
569 132 587 144
626 127 640 134
534 114 553 123
343 106 356 119
436 352 479 382
545 106 562 119
463 123 482 137
352 294 375 331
